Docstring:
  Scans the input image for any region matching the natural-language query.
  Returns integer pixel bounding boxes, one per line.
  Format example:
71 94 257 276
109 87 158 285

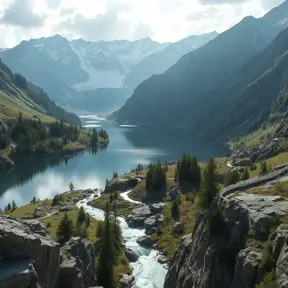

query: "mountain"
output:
0 59 80 125
115 1 288 136
0 36 169 113
125 31 219 90
194 26 288 139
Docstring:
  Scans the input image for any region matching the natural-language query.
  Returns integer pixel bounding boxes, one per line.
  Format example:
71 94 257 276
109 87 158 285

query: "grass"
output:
8 199 53 218
247 181 288 198
41 208 100 243
153 194 201 260
129 181 146 202
249 152 288 177
229 125 279 152
92 193 136 217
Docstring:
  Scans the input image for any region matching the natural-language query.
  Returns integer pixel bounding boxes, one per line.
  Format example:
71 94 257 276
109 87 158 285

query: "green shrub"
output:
261 241 276 272
74 224 88 239
255 270 279 288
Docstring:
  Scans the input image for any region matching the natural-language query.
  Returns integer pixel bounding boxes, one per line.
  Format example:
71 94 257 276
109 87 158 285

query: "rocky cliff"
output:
0 215 97 288
164 165 288 288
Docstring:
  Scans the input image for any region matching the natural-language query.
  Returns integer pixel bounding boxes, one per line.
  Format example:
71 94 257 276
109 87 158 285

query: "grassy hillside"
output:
0 59 80 125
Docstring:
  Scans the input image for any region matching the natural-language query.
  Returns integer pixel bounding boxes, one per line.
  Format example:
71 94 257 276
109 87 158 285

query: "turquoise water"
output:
0 116 228 208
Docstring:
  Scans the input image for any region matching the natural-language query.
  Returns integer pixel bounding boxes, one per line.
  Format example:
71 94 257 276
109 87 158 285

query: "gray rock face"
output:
104 178 139 193
124 248 139 262
59 237 96 288
20 220 49 237
220 164 288 198
0 215 60 288
136 235 155 246
164 167 288 288
233 158 252 167
169 186 180 201
157 255 168 264
172 222 184 236
119 274 135 288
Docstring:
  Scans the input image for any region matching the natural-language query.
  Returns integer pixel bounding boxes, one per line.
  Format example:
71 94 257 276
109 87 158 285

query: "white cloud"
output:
0 0 284 47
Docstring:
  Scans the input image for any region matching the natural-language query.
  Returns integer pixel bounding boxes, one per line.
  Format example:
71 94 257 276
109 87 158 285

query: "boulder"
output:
119 274 135 288
144 214 164 235
150 203 166 214
0 215 60 288
104 178 139 193
157 255 168 264
172 222 184 236
59 237 96 288
124 248 139 262
59 203 74 212
127 206 152 227
136 235 155 246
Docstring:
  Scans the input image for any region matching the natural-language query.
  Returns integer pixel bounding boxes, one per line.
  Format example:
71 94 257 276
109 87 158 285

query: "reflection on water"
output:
0 117 228 208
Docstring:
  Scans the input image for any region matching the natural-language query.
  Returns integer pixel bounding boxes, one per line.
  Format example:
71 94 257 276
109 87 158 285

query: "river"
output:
77 191 167 288
0 115 228 208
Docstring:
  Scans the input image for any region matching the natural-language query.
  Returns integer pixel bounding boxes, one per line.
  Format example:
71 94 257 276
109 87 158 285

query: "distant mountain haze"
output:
0 32 216 114
115 0 288 139
125 31 219 90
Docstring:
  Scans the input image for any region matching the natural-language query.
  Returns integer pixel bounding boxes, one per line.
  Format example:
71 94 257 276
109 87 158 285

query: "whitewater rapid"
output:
76 192 167 288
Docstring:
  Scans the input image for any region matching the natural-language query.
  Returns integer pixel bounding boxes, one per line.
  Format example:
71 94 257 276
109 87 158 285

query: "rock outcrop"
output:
59 237 96 288
119 274 135 288
164 166 288 288
0 215 60 288
104 178 139 193
126 204 165 231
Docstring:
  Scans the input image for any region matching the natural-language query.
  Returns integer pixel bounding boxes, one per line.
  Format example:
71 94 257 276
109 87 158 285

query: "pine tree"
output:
77 207 86 225
241 167 250 181
56 213 74 245
12 201 16 211
85 213 91 227
97 203 118 288
199 158 218 210
96 221 104 238
7 203 11 211
31 196 37 204
74 224 88 239
113 172 118 179
259 161 268 176
171 200 180 221
69 182 74 191
176 154 201 188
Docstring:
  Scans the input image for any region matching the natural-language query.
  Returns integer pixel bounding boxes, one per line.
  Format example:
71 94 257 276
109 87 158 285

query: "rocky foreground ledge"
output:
0 215 99 288
164 164 288 288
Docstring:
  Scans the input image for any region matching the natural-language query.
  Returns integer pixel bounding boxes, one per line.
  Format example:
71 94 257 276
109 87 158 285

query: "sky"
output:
0 0 285 48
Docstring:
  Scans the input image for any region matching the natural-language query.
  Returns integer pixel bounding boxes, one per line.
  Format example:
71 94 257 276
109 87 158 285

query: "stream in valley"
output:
77 192 167 288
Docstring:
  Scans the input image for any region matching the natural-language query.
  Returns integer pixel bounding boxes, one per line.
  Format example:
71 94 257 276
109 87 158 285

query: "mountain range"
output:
0 33 217 114
115 0 288 140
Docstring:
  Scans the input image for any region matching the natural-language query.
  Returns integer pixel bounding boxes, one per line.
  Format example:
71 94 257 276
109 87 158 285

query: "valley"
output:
0 1 288 288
